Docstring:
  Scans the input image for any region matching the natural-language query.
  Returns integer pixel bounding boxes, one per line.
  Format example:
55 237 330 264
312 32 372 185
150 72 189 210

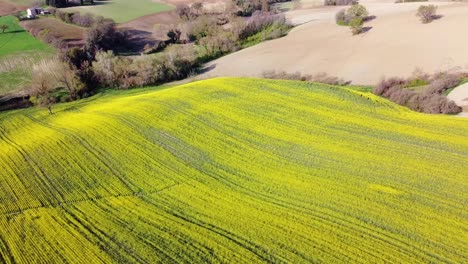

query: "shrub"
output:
373 77 407 96
416 5 438 23
186 16 218 42
239 12 289 40
349 17 363 35
72 13 95 27
262 70 350 85
85 19 127 52
336 4 369 26
325 0 356 5
199 31 239 58
347 4 369 19
335 9 348 25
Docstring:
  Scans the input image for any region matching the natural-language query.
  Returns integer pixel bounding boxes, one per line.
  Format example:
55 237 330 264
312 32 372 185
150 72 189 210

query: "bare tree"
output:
31 61 57 114
0 24 8 33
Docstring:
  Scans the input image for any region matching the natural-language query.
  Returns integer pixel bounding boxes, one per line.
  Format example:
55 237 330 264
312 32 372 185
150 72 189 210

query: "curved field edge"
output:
0 78 467 263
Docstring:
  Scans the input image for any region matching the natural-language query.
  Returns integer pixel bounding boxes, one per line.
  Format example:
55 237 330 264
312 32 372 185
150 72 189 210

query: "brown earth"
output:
20 17 86 47
199 1 468 85
0 0 26 16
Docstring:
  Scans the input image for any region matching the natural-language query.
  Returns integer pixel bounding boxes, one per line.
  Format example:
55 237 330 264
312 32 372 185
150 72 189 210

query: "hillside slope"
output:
0 78 467 263
200 2 468 85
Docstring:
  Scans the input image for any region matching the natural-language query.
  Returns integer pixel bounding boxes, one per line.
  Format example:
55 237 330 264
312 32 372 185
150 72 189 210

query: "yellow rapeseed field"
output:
0 78 467 263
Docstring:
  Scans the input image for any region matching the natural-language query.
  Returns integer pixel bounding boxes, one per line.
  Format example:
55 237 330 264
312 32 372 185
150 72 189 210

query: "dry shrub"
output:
262 70 350 85
93 46 199 89
325 0 357 5
416 5 438 23
373 71 463 114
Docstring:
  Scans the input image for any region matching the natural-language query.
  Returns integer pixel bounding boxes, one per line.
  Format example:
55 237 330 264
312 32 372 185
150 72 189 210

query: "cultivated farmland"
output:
65 0 174 23
0 78 466 263
0 16 53 95
200 1 468 85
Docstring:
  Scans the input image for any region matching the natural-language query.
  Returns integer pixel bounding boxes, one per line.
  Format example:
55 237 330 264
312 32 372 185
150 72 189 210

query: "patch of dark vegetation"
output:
325 0 357 6
262 70 351 85
0 94 32 112
373 70 465 114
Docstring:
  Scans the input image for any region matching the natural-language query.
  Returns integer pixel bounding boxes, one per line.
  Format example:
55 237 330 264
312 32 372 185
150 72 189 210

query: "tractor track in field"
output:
0 126 65 204
21 113 137 192
1 182 182 219
103 100 454 262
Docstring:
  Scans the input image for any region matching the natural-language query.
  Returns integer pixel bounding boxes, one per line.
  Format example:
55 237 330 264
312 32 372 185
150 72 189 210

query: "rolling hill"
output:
0 78 467 263
200 1 468 85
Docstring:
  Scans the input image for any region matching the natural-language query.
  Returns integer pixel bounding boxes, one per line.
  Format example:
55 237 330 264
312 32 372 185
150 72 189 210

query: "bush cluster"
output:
335 4 369 34
186 12 290 60
93 46 198 89
325 0 357 6
51 8 97 27
262 70 351 85
373 72 462 114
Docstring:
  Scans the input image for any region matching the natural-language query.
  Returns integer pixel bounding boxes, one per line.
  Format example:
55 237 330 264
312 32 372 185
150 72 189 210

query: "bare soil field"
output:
199 1 468 85
21 17 86 47
0 0 26 16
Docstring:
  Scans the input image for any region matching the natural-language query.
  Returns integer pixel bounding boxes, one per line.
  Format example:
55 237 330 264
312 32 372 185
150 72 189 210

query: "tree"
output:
31 60 58 114
0 24 8 33
85 19 124 52
53 62 84 100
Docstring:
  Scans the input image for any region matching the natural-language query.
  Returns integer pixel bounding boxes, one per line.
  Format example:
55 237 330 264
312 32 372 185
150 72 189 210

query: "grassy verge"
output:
0 16 54 95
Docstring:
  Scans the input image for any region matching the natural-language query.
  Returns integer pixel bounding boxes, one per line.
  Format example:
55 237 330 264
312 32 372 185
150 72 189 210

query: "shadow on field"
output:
199 64 217 74
361 27 373 33
3 30 25 34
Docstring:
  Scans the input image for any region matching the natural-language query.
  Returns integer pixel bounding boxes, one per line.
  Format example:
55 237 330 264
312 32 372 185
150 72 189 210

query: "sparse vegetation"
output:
262 70 351 85
416 5 438 23
325 0 356 5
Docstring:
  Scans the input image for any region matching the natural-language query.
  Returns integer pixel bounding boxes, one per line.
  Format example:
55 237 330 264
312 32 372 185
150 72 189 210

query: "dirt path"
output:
448 83 468 117
198 1 468 85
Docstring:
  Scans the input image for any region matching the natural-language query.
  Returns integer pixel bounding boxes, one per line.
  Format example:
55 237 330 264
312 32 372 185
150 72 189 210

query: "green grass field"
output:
0 16 53 95
65 0 174 23
0 78 467 263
